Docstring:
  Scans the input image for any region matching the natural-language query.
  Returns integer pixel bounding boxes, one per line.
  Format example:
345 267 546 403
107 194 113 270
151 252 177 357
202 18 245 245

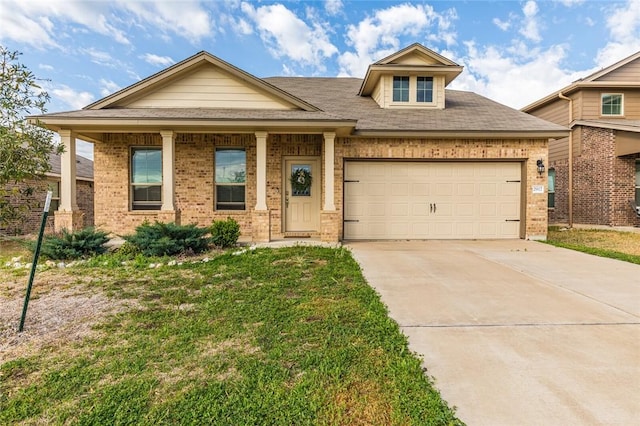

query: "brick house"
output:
0 152 93 236
522 51 640 228
29 44 567 242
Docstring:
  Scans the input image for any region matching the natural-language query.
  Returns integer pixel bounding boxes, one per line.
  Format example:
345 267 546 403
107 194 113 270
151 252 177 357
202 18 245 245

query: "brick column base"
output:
320 211 340 242
54 210 84 233
252 210 271 242
157 210 181 224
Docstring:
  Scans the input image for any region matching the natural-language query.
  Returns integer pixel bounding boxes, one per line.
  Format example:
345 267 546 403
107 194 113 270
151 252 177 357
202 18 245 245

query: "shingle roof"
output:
32 77 566 135
48 153 93 179
264 77 567 133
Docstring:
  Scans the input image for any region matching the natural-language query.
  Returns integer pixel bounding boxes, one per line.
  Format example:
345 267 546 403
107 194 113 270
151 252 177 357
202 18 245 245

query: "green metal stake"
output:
19 191 52 332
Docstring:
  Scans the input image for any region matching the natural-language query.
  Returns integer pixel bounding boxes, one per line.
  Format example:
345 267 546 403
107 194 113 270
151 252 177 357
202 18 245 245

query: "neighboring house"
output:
0 152 94 235
29 44 567 242
522 51 640 228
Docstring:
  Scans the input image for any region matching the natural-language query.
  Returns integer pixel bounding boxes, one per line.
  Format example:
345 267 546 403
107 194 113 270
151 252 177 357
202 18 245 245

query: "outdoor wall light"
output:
536 159 545 176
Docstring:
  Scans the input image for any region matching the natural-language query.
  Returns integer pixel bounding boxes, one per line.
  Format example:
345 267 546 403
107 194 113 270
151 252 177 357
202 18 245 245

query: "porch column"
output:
59 129 78 211
158 130 180 224
160 130 175 211
55 129 83 232
321 132 339 243
252 131 270 242
255 131 268 211
323 132 336 211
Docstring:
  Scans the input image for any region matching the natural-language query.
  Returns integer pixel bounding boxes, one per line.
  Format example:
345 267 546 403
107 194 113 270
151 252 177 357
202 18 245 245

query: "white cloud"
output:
99 79 121 97
493 17 511 31
520 1 542 42
557 0 585 6
451 41 595 109
595 0 640 66
325 0 344 16
141 53 176 67
119 0 213 41
338 3 458 77
241 2 338 71
39 64 54 71
51 85 95 110
81 48 116 67
0 0 129 48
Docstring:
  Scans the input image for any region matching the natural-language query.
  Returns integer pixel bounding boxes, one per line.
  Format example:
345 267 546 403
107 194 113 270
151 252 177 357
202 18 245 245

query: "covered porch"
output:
53 127 350 243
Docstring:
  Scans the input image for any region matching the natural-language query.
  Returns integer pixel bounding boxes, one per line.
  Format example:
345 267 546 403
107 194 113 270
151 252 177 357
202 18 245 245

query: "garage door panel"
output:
367 183 386 196
390 183 409 195
390 203 409 216
344 161 521 240
456 183 474 196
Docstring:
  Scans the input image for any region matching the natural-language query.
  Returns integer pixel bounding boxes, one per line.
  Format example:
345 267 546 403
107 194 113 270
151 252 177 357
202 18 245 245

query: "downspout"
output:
558 91 573 228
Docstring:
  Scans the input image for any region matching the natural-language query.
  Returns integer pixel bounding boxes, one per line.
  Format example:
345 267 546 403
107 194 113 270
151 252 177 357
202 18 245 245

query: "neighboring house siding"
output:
549 126 640 227
579 88 640 119
595 58 640 81
1 178 94 236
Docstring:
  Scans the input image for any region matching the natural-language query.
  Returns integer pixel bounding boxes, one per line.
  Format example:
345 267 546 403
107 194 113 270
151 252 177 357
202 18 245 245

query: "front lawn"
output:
546 227 640 264
0 245 461 425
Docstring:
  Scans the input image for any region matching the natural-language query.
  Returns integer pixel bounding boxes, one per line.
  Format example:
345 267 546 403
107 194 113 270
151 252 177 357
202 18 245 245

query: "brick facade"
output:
1 178 93 236
93 132 549 241
549 126 640 227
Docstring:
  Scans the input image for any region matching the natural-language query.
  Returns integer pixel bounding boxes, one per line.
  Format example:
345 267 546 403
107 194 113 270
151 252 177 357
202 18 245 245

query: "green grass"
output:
546 227 640 265
1 246 461 425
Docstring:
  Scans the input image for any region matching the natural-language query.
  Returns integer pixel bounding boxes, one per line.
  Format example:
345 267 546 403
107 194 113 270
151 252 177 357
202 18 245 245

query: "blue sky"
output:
1 0 639 159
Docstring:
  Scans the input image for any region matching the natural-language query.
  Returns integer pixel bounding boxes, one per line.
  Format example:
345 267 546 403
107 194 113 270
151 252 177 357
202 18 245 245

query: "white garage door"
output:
344 161 522 240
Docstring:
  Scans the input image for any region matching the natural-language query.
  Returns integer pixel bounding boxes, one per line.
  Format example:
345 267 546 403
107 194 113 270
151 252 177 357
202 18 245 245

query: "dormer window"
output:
359 44 463 110
417 77 433 102
393 76 409 102
391 76 436 106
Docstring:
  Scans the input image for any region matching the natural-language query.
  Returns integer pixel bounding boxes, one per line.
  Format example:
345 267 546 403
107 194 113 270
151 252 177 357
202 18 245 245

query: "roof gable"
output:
584 51 640 83
359 43 463 96
375 43 459 67
85 51 319 111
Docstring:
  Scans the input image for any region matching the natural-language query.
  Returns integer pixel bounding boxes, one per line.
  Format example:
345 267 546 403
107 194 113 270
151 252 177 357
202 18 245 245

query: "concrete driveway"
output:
347 240 640 426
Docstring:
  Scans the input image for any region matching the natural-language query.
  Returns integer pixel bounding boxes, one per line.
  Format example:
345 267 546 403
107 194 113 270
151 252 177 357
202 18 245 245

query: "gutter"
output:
558 91 573 228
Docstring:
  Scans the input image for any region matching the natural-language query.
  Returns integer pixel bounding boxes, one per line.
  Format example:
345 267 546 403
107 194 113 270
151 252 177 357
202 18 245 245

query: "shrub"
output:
39 227 109 260
210 217 241 248
124 221 210 257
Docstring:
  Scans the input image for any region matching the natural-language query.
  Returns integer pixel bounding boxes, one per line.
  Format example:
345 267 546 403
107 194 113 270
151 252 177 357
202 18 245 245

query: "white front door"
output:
284 158 321 232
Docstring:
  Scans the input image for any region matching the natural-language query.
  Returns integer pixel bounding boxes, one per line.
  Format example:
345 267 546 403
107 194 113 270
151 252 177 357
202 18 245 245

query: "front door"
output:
284 158 320 233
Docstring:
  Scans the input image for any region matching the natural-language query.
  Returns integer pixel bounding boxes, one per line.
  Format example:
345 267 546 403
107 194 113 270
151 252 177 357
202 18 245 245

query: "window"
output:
393 76 409 102
635 161 640 208
131 148 162 210
215 148 246 210
48 180 60 213
548 168 556 209
416 77 433 103
601 94 623 116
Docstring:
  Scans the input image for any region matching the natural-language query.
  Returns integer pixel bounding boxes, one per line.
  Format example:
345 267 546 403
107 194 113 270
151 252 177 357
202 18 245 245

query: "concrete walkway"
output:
347 240 640 426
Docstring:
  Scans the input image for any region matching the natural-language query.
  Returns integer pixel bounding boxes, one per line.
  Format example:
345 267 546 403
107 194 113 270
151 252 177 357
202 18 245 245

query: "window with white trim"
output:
416 77 433 103
548 168 556 209
215 148 246 210
393 76 409 102
131 148 162 210
48 180 60 213
601 94 623 116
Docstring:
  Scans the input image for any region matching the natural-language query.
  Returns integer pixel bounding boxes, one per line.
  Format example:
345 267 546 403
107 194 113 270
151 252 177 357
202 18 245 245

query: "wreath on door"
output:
290 168 312 193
